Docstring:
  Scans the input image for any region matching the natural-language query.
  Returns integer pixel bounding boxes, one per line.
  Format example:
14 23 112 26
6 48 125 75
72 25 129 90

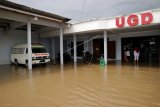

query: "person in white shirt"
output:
124 48 130 63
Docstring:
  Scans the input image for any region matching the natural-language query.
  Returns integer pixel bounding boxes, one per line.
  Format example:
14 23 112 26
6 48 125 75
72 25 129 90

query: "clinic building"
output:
0 0 160 69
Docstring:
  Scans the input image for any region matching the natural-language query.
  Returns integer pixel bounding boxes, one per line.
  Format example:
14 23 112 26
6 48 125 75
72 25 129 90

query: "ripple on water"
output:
0 64 160 107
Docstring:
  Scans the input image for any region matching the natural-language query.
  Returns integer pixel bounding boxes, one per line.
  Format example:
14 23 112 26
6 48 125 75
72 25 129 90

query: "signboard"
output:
116 12 153 28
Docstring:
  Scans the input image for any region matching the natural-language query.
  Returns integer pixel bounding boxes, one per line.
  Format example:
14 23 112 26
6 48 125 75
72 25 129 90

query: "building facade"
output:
42 9 160 64
0 1 160 69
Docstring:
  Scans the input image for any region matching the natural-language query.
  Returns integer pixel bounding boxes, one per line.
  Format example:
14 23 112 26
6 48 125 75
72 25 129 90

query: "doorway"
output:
93 39 104 58
93 39 116 59
122 36 159 63
71 41 84 57
108 41 116 59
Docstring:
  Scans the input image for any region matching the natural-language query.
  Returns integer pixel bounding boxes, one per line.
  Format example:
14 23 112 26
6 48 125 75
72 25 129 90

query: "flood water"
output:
0 62 160 107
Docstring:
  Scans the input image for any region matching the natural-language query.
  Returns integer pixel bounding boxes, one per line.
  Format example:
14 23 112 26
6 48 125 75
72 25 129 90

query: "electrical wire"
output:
63 35 101 54
78 0 87 21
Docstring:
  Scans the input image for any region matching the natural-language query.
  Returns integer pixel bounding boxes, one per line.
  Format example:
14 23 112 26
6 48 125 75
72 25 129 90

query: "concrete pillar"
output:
73 35 77 62
60 28 63 65
52 37 56 61
104 31 108 64
116 36 122 60
27 22 32 69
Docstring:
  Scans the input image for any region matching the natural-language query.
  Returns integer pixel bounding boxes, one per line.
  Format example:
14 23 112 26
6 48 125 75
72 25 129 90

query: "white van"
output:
11 44 50 66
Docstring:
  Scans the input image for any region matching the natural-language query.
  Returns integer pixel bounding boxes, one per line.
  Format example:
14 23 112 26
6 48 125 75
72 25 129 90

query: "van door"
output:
18 48 25 64
24 48 28 64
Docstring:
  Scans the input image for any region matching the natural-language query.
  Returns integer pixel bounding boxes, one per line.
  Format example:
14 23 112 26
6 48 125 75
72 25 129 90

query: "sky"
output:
8 0 160 23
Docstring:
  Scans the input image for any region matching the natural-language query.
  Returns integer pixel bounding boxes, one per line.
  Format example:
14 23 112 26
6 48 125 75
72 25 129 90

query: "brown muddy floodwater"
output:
0 62 160 107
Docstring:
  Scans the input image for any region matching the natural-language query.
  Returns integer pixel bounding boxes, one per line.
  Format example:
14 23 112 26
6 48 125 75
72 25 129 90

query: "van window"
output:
26 48 28 54
32 48 47 53
12 48 24 54
19 48 24 54
12 48 17 54
26 48 47 53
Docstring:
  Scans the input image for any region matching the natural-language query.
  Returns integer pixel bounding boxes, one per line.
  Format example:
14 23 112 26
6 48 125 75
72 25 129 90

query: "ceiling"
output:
16 24 46 31
0 18 47 31
0 18 12 30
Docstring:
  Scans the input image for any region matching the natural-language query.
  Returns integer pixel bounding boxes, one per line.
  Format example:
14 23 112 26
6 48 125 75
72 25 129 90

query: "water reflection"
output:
134 63 139 70
116 60 122 66
28 69 35 93
74 62 77 76
60 64 64 79
99 65 108 80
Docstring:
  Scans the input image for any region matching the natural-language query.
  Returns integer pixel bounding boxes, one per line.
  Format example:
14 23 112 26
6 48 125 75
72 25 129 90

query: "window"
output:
32 48 47 53
12 48 18 54
19 48 24 54
26 48 28 54
26 48 47 53
12 48 24 54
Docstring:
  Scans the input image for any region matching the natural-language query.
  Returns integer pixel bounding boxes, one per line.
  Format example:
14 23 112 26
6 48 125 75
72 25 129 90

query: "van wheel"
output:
14 60 18 66
25 60 28 67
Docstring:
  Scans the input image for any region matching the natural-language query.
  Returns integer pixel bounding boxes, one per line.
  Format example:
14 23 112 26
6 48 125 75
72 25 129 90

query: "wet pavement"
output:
0 62 160 107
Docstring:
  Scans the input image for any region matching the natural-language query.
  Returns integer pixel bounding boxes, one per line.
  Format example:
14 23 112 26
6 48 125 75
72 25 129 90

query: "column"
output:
104 31 108 64
27 22 32 69
52 37 56 63
116 36 122 60
60 27 63 65
73 34 77 62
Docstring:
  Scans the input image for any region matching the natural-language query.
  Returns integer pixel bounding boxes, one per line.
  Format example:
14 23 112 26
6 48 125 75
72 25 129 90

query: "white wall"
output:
40 37 59 61
116 37 122 60
45 37 68 61
0 29 38 65
40 38 52 54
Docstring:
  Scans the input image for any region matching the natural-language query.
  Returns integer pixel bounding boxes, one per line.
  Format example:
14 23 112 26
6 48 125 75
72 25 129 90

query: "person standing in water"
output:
124 48 130 63
134 47 140 64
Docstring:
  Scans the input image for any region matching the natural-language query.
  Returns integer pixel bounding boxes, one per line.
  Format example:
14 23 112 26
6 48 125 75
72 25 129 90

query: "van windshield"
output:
32 48 47 53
